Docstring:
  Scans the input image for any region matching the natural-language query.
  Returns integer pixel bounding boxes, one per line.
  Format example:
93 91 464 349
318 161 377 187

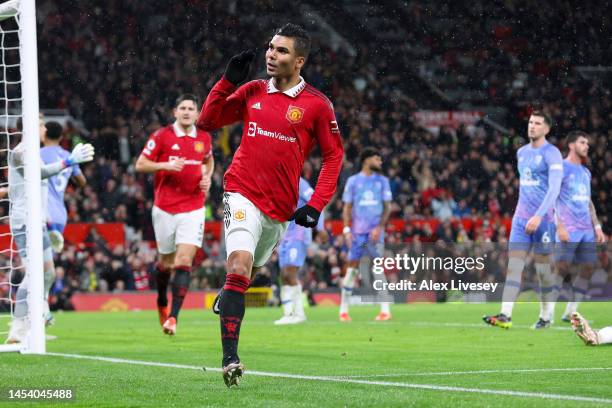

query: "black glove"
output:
289 205 320 228
224 50 255 85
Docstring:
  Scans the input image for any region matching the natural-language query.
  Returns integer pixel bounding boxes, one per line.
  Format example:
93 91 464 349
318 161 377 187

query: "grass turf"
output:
1 302 611 407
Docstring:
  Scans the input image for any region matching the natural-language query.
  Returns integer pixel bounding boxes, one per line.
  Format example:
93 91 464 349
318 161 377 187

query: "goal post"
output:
0 0 45 354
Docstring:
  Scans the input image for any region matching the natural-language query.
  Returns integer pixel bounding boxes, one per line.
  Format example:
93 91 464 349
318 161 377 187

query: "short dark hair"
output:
274 23 311 58
360 147 379 164
530 110 552 127
566 130 589 147
175 94 199 108
46 121 63 140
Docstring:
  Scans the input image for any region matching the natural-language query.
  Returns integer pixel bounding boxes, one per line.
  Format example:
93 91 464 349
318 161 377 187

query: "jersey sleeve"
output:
383 177 392 201
546 146 564 172
196 77 254 131
203 133 213 161
342 177 353 203
307 102 344 212
535 146 563 217
141 131 163 161
9 144 25 168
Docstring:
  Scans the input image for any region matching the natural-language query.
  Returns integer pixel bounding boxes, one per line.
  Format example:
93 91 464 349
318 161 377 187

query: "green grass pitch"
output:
1 302 611 407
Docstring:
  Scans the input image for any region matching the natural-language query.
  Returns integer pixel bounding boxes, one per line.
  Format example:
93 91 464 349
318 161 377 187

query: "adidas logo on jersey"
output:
171 144 180 150
251 102 262 110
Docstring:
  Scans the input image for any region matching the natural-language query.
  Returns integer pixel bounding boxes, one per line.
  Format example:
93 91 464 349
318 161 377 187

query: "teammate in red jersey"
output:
197 24 344 387
135 94 214 335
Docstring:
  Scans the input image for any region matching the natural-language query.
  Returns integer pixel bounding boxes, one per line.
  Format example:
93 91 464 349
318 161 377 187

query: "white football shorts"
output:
223 192 288 267
152 206 205 254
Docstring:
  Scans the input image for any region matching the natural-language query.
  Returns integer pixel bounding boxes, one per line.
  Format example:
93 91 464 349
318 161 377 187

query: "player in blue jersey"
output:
274 177 326 325
40 121 86 253
484 111 563 329
5 115 94 343
554 131 606 321
340 147 393 322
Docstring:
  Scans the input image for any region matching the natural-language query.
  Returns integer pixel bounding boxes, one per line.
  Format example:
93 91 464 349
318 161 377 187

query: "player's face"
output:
527 115 550 141
173 100 198 127
368 155 383 172
39 117 47 143
266 35 305 79
571 136 589 159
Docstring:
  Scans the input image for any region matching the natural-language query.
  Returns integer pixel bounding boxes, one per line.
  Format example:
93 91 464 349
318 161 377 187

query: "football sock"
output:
220 273 249 366
43 265 55 301
500 257 525 317
340 267 357 315
280 285 293 316
13 276 28 319
155 263 170 308
572 275 589 303
169 266 190 319
293 284 304 318
535 262 557 321
564 275 589 317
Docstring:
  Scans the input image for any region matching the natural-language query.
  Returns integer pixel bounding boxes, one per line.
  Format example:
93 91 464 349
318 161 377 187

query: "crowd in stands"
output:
1 1 610 306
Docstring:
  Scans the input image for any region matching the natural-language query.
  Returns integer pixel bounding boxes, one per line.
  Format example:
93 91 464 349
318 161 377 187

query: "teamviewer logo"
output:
247 122 257 137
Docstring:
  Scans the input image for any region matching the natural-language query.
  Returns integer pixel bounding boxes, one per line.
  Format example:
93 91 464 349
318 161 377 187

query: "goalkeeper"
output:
4 115 94 344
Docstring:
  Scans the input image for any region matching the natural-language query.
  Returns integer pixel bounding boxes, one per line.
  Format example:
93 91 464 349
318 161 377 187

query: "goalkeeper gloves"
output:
224 50 255 85
65 143 95 166
289 205 320 228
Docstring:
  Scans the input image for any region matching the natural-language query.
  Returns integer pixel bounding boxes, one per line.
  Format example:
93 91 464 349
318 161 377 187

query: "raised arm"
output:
196 51 255 131
196 77 247 131
11 143 95 179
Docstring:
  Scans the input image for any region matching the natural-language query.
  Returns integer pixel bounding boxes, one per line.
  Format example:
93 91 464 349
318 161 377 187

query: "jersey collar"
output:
173 122 197 138
267 76 306 98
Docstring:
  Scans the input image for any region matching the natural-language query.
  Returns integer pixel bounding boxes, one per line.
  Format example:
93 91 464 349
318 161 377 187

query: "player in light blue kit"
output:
5 115 94 343
484 111 563 329
554 131 606 321
40 121 87 253
274 177 326 325
340 147 392 322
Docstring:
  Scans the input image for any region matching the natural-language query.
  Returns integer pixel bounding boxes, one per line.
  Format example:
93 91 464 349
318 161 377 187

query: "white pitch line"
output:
332 367 612 379
192 319 575 331
46 352 612 404
404 321 573 331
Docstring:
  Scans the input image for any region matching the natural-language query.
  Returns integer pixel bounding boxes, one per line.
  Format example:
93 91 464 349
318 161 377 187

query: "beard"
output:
369 164 382 173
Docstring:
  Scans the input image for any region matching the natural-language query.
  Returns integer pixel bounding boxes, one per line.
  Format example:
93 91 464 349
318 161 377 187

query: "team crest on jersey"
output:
535 155 542 164
234 209 246 222
286 105 305 124
194 141 204 153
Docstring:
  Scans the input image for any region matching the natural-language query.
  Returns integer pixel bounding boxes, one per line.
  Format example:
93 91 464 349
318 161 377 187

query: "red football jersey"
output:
141 122 212 213
197 76 344 221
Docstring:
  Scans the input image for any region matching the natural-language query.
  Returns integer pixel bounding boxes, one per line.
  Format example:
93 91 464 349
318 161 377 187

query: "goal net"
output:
0 0 45 354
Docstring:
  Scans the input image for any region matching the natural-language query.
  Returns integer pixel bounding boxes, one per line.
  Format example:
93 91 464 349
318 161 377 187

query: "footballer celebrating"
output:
136 94 213 336
197 24 343 387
